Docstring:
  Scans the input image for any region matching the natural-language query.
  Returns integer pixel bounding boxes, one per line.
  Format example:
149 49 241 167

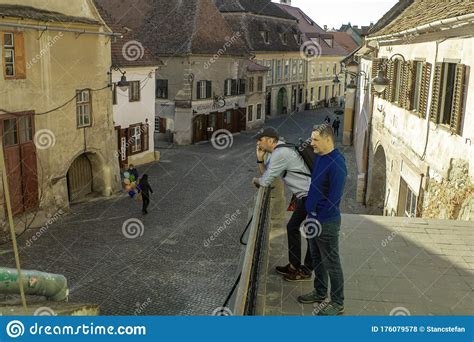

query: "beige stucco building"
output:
349 0 474 220
0 0 121 220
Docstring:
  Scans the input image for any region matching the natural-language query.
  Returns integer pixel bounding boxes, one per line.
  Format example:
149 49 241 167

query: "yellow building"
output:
0 0 121 219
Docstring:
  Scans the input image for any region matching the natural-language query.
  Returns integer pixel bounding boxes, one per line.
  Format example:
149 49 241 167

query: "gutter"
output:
0 21 122 37
366 13 474 42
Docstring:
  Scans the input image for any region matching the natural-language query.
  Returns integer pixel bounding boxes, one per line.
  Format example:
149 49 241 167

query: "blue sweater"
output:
305 149 347 223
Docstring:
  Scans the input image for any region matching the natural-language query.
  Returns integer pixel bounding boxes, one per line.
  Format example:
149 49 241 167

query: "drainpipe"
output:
366 13 474 42
0 267 68 302
0 22 122 37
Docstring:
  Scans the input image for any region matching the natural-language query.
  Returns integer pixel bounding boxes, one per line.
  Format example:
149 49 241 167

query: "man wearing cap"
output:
252 127 313 281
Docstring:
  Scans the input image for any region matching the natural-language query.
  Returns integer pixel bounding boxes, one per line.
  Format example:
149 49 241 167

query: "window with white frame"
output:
4 33 15 77
412 62 423 112
248 105 253 122
76 89 91 128
284 60 290 79
129 80 141 102
130 125 142 153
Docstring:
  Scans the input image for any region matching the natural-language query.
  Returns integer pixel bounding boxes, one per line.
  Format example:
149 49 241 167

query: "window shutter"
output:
399 61 410 109
14 32 26 79
385 60 396 102
429 63 443 124
450 64 466 135
231 79 237 95
371 58 380 95
141 123 149 151
383 61 394 102
224 80 228 96
197 81 201 99
418 62 432 118
206 81 212 98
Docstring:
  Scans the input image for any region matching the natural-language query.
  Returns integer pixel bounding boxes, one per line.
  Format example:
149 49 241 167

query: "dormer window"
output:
323 38 333 47
282 33 287 45
262 31 270 44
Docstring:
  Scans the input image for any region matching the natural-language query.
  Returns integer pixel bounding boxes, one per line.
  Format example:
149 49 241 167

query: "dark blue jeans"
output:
308 218 344 306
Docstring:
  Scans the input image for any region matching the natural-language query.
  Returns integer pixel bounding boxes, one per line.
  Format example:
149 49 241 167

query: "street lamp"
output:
333 70 368 91
108 66 130 92
371 53 406 94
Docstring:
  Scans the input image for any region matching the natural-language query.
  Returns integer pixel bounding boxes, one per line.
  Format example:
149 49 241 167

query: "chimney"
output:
324 25 328 31
280 0 292 5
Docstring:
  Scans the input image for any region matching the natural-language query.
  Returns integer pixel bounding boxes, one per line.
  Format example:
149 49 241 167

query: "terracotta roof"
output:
219 12 301 52
0 4 98 24
370 0 474 37
213 0 296 20
369 0 414 35
330 31 359 54
93 1 161 67
246 60 269 72
275 3 350 57
94 0 248 57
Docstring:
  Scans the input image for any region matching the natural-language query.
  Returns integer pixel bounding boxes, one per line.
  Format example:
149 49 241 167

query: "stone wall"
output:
423 159 474 221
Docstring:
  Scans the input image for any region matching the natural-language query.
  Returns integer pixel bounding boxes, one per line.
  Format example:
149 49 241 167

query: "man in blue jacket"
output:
297 124 347 316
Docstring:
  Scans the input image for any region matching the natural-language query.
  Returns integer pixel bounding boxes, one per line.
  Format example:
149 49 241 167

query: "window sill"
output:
77 124 92 129
129 99 141 103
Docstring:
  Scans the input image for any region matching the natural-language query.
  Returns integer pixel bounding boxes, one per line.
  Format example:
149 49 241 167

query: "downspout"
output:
0 22 122 37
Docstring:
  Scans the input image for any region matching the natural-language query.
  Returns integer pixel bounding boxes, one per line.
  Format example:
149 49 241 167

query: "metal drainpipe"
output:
0 22 122 37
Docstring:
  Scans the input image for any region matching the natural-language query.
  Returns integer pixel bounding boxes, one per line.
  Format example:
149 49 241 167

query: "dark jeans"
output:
308 218 344 305
287 197 313 272
142 194 150 213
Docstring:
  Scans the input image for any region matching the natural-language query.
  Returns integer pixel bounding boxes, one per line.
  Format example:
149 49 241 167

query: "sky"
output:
272 0 399 30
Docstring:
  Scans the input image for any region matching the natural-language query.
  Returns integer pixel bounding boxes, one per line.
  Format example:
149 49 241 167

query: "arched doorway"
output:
276 87 288 115
367 145 387 215
67 154 93 202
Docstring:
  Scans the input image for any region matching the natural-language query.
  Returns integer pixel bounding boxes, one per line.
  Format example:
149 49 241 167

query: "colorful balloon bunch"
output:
123 171 138 197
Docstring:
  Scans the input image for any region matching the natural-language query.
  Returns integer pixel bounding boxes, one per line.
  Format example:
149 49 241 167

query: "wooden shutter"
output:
206 81 212 99
418 62 432 118
224 80 228 96
14 32 26 79
197 81 201 99
450 64 466 135
371 58 380 95
429 63 443 123
399 61 410 108
141 123 149 151
383 59 394 101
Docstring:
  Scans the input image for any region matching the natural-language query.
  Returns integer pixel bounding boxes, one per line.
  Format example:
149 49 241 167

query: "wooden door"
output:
4 145 23 215
67 154 92 202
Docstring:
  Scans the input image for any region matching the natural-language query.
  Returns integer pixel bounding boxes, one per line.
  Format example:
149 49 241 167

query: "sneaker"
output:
275 263 296 276
283 268 311 282
317 302 344 316
297 290 327 304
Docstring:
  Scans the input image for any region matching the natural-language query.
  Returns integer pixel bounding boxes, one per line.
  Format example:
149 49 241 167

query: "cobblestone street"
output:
1 108 365 315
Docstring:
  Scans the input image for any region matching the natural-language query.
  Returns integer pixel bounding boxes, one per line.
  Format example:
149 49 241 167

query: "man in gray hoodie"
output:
252 127 313 281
